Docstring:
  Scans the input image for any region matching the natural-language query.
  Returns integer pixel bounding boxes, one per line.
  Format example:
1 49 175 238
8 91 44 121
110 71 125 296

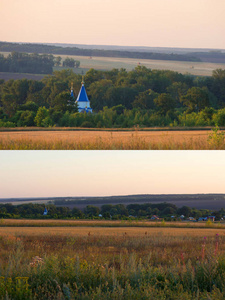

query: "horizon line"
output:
1 192 224 200
1 40 225 51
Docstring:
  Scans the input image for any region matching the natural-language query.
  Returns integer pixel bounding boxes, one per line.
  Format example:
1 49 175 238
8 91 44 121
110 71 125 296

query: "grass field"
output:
1 223 225 299
1 51 225 79
0 128 224 149
0 219 225 229
55 54 225 77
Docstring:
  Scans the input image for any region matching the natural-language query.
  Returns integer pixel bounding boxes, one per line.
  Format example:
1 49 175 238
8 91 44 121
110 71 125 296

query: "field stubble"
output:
0 129 221 150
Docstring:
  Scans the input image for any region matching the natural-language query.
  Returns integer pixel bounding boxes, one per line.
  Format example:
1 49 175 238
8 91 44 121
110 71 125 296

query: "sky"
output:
0 0 225 49
0 151 225 198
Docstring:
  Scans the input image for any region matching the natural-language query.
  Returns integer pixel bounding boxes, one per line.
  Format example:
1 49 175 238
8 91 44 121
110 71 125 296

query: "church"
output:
71 77 93 113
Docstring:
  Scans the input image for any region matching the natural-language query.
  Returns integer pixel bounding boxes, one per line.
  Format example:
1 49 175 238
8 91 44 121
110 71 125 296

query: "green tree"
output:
177 206 192 217
1 93 17 117
54 56 62 66
71 207 83 218
212 69 225 106
17 110 36 126
51 91 76 112
181 87 210 112
132 89 158 109
88 79 113 110
34 106 49 127
154 93 176 115
63 58 80 68
84 205 100 217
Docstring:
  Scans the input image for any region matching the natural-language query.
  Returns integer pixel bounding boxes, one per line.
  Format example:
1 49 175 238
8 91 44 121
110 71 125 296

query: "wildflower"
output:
29 256 44 267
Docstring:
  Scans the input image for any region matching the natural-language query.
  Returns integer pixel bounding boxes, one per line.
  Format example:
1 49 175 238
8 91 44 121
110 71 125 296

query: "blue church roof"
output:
76 84 90 102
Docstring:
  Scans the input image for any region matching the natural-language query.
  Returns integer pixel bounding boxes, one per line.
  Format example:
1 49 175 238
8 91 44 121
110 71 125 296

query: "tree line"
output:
0 52 55 74
0 41 202 62
0 202 224 220
0 67 225 128
0 52 80 75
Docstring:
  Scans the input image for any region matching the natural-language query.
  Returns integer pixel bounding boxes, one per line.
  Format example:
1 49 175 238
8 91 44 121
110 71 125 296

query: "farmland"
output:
55 54 225 77
1 224 225 299
1 51 225 80
0 128 224 150
0 219 225 229
2 193 225 210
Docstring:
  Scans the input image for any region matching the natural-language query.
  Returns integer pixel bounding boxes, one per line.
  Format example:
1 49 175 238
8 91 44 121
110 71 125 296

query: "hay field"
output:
2 51 224 77
57 54 225 76
0 129 219 149
0 226 225 238
0 219 224 229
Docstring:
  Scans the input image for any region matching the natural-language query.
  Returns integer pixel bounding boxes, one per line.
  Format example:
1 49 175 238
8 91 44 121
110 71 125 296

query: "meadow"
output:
1 223 225 299
44 54 225 77
0 128 224 150
1 51 225 79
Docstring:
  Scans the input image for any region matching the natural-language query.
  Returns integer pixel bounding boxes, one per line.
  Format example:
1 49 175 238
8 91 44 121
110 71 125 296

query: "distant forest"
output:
0 202 224 221
0 52 55 74
0 67 225 128
0 41 201 62
0 52 80 75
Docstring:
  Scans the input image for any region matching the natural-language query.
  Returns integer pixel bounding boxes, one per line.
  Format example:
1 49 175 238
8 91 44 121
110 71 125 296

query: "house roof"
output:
76 84 90 102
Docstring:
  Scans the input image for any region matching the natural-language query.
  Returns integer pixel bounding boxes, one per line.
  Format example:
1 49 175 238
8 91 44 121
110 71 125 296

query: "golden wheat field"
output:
0 226 225 238
0 129 219 149
0 219 224 229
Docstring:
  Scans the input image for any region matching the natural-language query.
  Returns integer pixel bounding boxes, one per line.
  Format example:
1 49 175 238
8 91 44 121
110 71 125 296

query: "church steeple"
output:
76 76 92 113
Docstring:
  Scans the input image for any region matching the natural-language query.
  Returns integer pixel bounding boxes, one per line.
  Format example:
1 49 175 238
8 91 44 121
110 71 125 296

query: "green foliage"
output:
0 120 15 127
63 58 80 68
0 201 217 221
1 68 225 128
154 93 176 115
212 108 225 126
207 125 225 149
34 107 49 127
0 51 54 74
181 87 210 113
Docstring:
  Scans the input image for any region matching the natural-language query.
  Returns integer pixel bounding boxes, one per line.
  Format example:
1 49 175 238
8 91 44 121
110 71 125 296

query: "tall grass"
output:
0 129 224 149
1 229 225 299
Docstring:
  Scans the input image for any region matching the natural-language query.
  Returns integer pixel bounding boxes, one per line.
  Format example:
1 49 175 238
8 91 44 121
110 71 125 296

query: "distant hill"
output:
1 194 225 210
0 41 201 62
43 43 225 54
22 42 225 63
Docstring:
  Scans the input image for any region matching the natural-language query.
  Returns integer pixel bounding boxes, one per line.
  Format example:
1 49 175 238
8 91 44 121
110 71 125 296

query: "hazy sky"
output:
0 0 225 49
0 151 225 198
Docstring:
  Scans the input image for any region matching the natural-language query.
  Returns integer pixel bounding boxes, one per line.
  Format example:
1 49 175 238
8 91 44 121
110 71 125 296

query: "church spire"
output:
76 76 92 113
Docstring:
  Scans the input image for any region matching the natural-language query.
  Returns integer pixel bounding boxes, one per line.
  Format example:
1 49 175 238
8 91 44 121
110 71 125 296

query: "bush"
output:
0 120 15 127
